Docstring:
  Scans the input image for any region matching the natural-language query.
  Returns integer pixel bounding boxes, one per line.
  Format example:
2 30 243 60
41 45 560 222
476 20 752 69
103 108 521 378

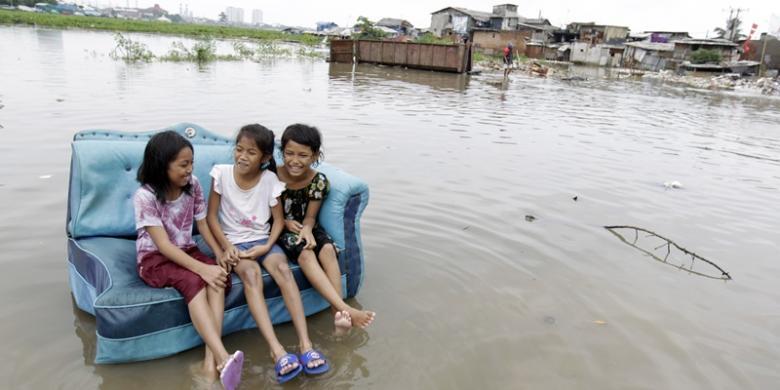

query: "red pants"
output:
138 246 231 304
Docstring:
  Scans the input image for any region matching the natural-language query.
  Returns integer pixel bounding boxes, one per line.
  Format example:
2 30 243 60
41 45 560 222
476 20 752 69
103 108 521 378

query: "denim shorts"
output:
235 238 285 264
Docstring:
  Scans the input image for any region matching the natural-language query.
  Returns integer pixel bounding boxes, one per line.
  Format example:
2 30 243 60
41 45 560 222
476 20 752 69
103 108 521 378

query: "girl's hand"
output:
285 220 303 234
216 251 233 274
199 264 228 289
296 227 316 250
224 244 241 266
239 244 271 260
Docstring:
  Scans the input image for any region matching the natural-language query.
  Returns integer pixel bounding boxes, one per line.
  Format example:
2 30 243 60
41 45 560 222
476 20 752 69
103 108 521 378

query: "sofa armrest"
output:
315 162 369 298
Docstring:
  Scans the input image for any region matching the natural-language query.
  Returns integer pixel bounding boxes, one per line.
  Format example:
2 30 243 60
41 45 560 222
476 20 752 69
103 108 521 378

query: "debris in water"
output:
39 175 52 179
462 226 470 231
56 98 65 102
543 316 556 325
604 225 731 280
529 61 550 77
572 195 578 201
593 320 607 325
525 215 536 222
663 181 683 189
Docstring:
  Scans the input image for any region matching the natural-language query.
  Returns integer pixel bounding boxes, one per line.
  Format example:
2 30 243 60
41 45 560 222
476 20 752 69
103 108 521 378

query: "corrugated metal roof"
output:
377 18 412 27
625 41 675 51
431 7 492 22
675 38 738 47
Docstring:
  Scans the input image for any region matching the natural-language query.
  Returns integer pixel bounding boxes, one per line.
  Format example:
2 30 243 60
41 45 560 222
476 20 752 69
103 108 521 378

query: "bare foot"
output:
272 349 299 376
190 361 218 389
334 310 352 336
347 308 376 329
201 360 218 382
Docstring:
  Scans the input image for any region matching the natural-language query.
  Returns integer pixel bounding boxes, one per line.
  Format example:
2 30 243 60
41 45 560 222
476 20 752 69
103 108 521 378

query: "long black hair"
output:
137 130 193 203
236 123 277 173
281 123 324 162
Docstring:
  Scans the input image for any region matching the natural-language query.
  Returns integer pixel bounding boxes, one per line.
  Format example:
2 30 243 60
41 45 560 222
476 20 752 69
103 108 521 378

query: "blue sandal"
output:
300 349 330 375
275 353 303 384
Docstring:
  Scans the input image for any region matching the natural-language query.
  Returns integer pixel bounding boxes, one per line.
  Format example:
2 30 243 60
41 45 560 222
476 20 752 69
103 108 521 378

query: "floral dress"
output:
278 172 335 261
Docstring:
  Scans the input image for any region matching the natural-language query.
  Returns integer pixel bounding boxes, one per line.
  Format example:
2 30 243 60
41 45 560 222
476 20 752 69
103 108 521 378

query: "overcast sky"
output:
95 1 778 38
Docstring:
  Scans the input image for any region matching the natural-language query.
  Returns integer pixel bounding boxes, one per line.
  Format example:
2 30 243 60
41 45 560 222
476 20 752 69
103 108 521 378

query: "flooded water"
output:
2 26 780 389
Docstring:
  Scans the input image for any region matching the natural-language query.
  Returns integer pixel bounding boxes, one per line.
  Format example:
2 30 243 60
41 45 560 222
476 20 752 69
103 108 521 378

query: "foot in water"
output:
347 308 376 329
334 310 352 336
218 351 244 390
272 349 300 377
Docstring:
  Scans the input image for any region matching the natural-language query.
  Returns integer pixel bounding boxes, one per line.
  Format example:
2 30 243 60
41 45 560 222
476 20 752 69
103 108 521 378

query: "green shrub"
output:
414 32 452 45
109 33 154 63
690 49 721 64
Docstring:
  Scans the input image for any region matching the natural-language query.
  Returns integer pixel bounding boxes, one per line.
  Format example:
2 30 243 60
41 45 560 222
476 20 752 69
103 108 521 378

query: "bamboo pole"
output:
759 37 769 77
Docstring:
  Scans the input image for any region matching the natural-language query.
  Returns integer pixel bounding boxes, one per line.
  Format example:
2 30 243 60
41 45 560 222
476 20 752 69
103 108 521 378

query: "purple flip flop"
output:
220 350 244 390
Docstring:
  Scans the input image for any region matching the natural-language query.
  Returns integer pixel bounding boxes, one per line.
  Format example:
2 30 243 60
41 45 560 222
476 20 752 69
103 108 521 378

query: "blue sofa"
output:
66 123 369 364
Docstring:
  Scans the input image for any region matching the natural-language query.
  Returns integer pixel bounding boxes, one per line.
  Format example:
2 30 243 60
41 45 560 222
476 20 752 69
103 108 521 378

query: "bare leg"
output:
187 289 230 366
199 285 225 379
317 244 352 335
262 253 322 369
318 244 342 302
202 284 226 378
298 249 375 329
233 260 297 375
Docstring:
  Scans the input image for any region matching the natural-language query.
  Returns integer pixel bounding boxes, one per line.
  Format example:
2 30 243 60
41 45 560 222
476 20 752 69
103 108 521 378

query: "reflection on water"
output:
2 26 780 389
328 62 471 92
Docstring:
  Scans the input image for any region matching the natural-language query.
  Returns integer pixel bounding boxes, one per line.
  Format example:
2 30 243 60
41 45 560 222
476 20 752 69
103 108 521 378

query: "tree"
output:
352 16 386 40
713 11 746 42
218 12 227 23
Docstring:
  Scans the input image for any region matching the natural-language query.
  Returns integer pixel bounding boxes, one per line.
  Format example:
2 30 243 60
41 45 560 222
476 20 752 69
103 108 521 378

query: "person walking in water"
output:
503 42 514 78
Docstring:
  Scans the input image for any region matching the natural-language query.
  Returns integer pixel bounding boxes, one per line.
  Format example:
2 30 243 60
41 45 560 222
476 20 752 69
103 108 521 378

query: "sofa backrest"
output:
67 123 234 239
67 123 369 246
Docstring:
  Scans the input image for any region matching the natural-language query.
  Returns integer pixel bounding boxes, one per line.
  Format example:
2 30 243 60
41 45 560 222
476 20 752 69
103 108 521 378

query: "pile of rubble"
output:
642 71 780 96
755 77 780 95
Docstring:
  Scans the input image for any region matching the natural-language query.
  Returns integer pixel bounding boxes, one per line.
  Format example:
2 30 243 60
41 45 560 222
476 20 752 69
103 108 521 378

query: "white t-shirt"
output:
209 164 285 245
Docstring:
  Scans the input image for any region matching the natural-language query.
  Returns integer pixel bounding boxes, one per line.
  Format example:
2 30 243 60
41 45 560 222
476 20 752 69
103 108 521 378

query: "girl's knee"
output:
265 255 293 280
237 263 262 290
320 243 336 257
297 249 317 265
274 261 292 279
207 284 224 295
319 244 337 263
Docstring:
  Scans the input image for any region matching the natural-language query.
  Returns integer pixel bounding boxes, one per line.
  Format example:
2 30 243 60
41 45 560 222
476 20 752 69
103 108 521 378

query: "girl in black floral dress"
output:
277 124 375 335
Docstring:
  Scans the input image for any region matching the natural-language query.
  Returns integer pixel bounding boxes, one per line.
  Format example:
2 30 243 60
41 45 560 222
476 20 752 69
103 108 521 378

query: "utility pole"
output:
728 7 748 42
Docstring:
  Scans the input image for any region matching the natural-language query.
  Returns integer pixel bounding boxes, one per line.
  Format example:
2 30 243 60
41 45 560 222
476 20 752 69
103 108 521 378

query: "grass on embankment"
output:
0 9 321 45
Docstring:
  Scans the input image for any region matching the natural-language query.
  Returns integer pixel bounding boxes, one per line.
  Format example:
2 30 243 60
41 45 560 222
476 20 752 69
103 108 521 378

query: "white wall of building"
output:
225 7 244 24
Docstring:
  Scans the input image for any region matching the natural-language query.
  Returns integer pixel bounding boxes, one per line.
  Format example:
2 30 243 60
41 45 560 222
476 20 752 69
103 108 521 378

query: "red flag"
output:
743 23 758 55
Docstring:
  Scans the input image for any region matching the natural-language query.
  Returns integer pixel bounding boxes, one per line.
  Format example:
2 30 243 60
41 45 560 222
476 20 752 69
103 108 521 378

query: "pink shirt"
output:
133 175 207 263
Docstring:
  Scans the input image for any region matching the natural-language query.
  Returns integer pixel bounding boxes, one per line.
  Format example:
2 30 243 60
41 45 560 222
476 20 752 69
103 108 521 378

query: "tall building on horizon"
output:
252 9 263 25
225 6 244 24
